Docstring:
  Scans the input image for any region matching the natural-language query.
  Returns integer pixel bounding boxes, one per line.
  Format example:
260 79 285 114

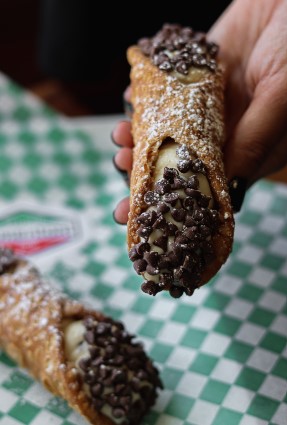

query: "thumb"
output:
224 77 287 183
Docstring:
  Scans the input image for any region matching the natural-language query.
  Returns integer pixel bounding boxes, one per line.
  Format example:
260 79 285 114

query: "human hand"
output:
113 0 287 223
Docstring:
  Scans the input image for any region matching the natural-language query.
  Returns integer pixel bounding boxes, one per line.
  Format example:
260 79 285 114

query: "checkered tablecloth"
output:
0 73 286 425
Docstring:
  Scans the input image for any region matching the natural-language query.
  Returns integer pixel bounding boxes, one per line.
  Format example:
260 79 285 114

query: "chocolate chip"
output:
184 226 198 240
155 178 171 195
171 208 186 222
163 167 179 182
164 222 178 236
199 225 211 238
141 281 160 296
170 285 184 298
168 251 181 267
129 246 140 261
85 331 96 345
183 255 195 271
159 273 173 288
175 60 189 74
198 194 211 208
163 192 179 206
79 357 90 372
183 196 195 211
176 144 190 160
138 37 152 55
185 215 197 227
137 225 152 239
158 255 172 269
177 159 191 173
146 265 159 275
157 202 170 214
153 52 169 66
184 286 195 296
144 191 160 205
175 234 189 245
144 251 159 267
153 215 167 230
191 158 206 174
133 259 147 274
136 211 156 226
172 176 187 190
187 175 199 189
154 235 168 251
91 383 103 397
136 242 151 256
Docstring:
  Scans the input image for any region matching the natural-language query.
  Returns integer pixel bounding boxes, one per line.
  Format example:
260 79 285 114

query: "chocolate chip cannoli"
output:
127 24 234 298
0 248 162 425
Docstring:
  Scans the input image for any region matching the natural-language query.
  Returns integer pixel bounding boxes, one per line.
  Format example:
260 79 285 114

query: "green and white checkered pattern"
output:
0 72 286 425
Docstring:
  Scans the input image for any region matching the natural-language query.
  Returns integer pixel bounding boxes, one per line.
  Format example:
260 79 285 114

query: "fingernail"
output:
123 96 133 117
112 155 130 186
111 131 121 147
113 209 126 225
228 177 248 212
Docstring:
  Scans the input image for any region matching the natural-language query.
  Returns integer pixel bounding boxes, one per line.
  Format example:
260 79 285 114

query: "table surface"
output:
0 73 286 425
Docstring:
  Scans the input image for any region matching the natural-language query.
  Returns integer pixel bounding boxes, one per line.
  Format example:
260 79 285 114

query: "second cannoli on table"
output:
0 248 162 425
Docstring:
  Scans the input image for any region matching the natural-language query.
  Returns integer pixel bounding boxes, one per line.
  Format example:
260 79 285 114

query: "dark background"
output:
0 0 231 115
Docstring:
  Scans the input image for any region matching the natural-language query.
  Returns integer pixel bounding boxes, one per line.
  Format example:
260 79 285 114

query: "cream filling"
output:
64 320 150 424
142 141 214 284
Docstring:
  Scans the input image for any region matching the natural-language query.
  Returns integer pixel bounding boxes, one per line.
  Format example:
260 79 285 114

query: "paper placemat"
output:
0 73 286 425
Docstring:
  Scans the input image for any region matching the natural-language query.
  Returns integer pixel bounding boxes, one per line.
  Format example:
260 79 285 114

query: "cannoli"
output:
0 247 162 425
127 24 234 298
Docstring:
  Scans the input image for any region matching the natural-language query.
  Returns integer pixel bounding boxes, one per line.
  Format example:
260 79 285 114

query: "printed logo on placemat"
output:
0 209 81 255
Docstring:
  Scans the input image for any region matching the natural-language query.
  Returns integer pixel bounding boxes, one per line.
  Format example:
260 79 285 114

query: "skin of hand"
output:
113 0 287 224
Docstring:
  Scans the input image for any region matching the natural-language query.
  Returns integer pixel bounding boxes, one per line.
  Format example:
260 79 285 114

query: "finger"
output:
124 86 132 102
224 78 287 181
114 147 133 174
113 197 130 225
111 121 134 148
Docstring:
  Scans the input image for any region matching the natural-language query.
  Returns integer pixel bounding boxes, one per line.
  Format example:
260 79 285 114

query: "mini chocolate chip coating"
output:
138 23 218 74
129 148 220 298
80 317 162 425
0 248 17 274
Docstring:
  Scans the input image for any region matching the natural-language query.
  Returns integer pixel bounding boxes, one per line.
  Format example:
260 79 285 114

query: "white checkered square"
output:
0 418 23 425
259 290 286 312
158 322 186 345
149 299 176 321
222 386 254 412
259 215 285 234
176 371 208 398
200 332 230 356
0 388 18 413
166 347 196 371
248 190 272 211
120 312 146 334
225 299 254 320
188 400 219 425
259 375 287 401
211 358 242 384
30 411 63 425
270 237 287 257
214 274 242 295
191 307 220 330
0 363 12 385
234 222 253 242
248 267 275 288
271 403 287 425
101 266 128 287
271 315 287 336
247 347 278 372
239 414 268 425
235 323 266 346
108 289 137 309
237 245 264 264
23 383 52 408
